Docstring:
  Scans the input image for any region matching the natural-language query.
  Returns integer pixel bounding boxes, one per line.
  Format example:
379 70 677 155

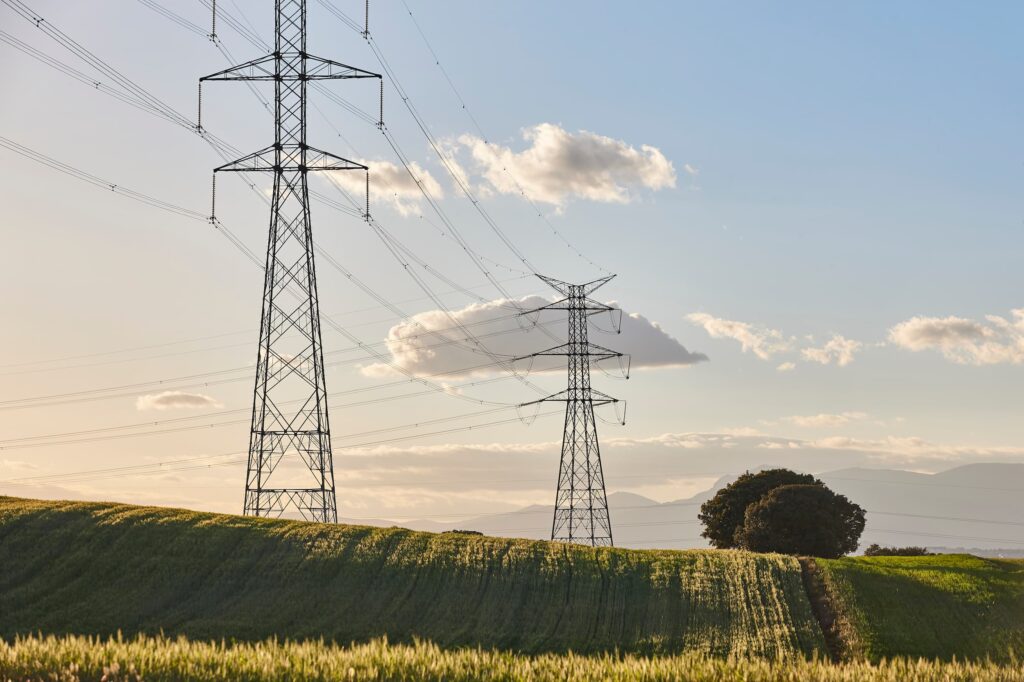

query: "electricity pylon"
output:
200 0 380 522
519 275 627 546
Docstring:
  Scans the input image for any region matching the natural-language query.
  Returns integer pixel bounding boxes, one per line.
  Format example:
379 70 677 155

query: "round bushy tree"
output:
736 484 866 558
698 469 820 548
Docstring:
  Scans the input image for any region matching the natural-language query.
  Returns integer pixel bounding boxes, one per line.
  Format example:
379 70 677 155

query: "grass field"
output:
818 554 1024 662
0 497 824 658
2 634 1022 682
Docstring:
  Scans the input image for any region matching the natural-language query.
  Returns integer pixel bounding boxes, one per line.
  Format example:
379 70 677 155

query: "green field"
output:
0 497 824 658
2 633 1021 682
818 554 1024 662
5 496 1023 669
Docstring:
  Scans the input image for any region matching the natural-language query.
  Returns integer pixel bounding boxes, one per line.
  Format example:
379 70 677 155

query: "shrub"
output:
863 544 931 557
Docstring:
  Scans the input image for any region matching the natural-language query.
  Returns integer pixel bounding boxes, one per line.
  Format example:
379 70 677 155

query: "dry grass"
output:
2 634 1022 682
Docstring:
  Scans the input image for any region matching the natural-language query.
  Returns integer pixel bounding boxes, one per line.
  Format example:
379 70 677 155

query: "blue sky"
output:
1 1 1022 527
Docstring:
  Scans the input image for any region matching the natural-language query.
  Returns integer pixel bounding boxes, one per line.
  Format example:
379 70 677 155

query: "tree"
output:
698 469 821 549
736 484 866 558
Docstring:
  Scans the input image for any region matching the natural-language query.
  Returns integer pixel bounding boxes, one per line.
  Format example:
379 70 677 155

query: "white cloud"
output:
888 310 1024 365
136 391 223 411
804 435 1024 462
327 158 443 217
454 123 676 206
776 362 796 372
685 313 792 360
784 412 868 428
362 296 707 379
801 334 863 367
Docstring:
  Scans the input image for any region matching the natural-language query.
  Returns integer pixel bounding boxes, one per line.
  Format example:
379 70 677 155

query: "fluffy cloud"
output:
136 391 223 411
784 412 868 428
687 313 867 368
328 158 443 217
685 313 792 360
801 334 863 367
888 310 1024 365
454 123 676 206
361 296 707 379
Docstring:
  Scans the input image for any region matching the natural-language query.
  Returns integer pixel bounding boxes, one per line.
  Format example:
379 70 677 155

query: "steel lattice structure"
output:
520 275 626 546
201 0 379 522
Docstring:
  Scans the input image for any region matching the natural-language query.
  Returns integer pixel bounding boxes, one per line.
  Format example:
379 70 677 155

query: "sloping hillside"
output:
0 497 825 658
818 554 1024 662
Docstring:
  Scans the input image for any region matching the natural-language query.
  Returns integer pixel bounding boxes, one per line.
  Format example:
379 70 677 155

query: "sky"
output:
1 1 1023 539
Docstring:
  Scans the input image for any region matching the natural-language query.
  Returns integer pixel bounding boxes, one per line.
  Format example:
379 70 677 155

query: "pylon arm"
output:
522 342 623 360
201 53 380 81
305 54 381 80
519 298 618 316
537 273 615 297
215 145 368 173
519 389 619 408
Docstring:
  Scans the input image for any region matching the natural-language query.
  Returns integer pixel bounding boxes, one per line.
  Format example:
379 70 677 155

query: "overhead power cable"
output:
0 410 562 485
0 6 541 408
137 0 563 400
395 0 611 275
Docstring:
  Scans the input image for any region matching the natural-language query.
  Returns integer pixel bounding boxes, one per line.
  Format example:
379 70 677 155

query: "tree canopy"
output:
698 469 820 549
736 484 866 558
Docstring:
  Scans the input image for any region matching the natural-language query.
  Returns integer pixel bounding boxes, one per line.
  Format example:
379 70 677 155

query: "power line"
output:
1 410 563 486
11 0 565 417
139 3 567 406
395 0 611 275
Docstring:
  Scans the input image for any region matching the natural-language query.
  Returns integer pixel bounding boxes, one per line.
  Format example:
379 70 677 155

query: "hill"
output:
0 496 824 658
818 554 1024 662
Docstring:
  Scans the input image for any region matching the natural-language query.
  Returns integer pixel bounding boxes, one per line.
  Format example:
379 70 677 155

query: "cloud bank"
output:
888 310 1024 365
455 123 676 206
362 296 707 379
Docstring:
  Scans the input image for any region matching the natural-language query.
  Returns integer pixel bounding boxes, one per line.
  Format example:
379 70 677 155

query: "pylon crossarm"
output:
201 54 379 82
517 297 570 316
583 301 618 315
536 274 573 296
214 146 278 172
579 273 616 296
305 147 368 171
201 54 277 81
589 389 618 404
215 145 366 173
519 299 617 317
517 390 569 407
585 342 623 359
516 342 621 360
305 55 381 80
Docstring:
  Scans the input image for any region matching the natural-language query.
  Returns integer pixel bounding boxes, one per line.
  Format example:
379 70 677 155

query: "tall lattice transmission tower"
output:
520 275 627 546
200 1 380 522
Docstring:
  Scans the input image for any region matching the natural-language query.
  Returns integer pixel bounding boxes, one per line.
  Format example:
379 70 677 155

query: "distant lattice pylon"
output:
518 275 627 546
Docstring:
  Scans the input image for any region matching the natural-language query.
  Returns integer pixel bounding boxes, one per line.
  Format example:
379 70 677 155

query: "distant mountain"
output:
367 463 1024 552
820 463 1024 552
